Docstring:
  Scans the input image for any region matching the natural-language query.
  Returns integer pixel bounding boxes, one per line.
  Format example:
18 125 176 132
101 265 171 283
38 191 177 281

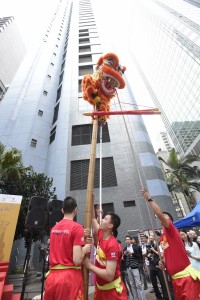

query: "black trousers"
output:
150 267 169 300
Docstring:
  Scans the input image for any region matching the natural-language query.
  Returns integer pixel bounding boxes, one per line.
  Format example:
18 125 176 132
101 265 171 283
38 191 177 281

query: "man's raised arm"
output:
141 188 169 228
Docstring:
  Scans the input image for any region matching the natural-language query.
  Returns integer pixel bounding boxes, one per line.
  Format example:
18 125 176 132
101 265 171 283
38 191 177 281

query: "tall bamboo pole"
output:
83 118 98 300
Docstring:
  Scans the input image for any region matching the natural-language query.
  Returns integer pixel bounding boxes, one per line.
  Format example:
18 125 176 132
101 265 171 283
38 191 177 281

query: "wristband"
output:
148 198 153 202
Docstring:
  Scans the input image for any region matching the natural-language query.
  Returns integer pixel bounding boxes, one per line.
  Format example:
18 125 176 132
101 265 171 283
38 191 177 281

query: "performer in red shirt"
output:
141 188 200 300
43 196 91 300
84 207 128 300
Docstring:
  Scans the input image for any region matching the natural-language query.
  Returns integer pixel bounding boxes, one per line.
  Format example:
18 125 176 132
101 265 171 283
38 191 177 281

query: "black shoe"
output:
144 285 148 290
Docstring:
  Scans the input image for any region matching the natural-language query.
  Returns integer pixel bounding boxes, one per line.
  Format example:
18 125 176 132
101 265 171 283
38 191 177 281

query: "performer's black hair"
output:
163 211 174 222
62 196 77 214
104 211 121 238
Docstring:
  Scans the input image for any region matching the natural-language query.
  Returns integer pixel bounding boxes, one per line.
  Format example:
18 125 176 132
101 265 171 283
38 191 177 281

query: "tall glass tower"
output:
109 0 200 157
0 0 176 240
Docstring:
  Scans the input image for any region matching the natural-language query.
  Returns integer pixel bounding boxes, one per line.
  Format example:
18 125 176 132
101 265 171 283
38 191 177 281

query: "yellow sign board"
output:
0 194 22 261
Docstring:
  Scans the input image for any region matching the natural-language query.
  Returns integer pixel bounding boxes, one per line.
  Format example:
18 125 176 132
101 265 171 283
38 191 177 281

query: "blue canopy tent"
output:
173 201 200 229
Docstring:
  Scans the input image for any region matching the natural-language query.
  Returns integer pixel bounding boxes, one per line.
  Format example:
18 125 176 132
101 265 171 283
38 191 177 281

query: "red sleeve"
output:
106 239 119 261
73 224 85 246
98 229 103 240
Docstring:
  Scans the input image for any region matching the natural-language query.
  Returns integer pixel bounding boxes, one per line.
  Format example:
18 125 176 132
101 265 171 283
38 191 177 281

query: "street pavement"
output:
8 272 156 300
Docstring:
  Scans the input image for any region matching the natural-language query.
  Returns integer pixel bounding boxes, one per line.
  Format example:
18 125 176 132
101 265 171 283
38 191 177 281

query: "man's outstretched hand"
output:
141 187 151 201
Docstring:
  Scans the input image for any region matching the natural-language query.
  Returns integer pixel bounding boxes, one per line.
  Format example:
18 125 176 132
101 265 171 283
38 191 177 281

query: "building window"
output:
70 157 117 190
79 24 95 28
95 203 115 216
51 63 54 66
59 71 64 85
53 52 56 56
79 46 91 53
79 54 92 63
56 85 62 102
102 203 115 214
78 80 83 93
79 38 90 44
30 139 37 147
72 124 110 145
123 201 136 207
47 75 51 79
79 65 93 76
50 126 56 144
79 33 89 37
38 110 43 116
79 29 88 33
52 103 59 124
43 90 48 96
63 51 67 60
61 60 65 71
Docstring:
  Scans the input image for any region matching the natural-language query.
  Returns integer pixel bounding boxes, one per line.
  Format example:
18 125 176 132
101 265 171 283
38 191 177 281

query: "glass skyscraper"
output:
106 0 200 157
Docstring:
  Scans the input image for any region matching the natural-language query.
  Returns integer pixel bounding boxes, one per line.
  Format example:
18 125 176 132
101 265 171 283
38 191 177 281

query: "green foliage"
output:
158 148 200 210
0 142 56 240
0 143 32 182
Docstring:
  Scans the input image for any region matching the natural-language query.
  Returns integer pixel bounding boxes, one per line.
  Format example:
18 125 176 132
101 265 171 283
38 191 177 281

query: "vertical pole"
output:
20 229 33 300
99 126 103 223
83 118 98 300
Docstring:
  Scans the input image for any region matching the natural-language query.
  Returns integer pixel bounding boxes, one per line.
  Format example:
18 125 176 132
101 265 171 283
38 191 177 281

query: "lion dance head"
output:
82 53 126 125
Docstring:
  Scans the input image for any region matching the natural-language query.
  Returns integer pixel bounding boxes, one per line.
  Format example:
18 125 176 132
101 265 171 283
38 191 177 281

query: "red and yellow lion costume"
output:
82 53 126 124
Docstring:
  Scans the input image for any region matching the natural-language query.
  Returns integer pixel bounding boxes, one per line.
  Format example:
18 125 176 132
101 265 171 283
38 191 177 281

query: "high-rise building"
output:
112 0 200 157
160 132 173 152
0 17 27 92
0 0 176 240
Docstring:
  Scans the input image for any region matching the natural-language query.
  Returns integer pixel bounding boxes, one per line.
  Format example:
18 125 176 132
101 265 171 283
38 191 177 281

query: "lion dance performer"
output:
43 197 91 300
84 204 128 300
141 188 200 300
82 52 126 125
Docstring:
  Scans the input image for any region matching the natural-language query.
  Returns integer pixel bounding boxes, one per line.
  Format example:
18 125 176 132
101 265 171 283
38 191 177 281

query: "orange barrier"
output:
0 262 21 300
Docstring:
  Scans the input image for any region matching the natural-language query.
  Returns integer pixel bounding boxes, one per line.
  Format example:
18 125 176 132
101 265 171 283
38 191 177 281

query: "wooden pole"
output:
83 118 98 300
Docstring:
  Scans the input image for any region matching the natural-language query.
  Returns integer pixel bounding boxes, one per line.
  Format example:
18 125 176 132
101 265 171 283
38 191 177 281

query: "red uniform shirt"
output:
49 219 85 267
160 221 190 275
95 230 121 286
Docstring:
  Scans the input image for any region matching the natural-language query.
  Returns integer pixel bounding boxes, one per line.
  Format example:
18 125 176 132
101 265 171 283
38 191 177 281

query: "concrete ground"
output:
8 272 157 300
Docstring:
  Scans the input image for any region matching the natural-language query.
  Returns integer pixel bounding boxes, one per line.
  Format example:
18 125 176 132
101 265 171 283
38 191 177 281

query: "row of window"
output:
70 157 117 190
31 122 110 147
96 199 136 216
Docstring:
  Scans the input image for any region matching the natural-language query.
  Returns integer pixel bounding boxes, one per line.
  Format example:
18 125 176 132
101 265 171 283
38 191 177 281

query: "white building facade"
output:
0 0 176 240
